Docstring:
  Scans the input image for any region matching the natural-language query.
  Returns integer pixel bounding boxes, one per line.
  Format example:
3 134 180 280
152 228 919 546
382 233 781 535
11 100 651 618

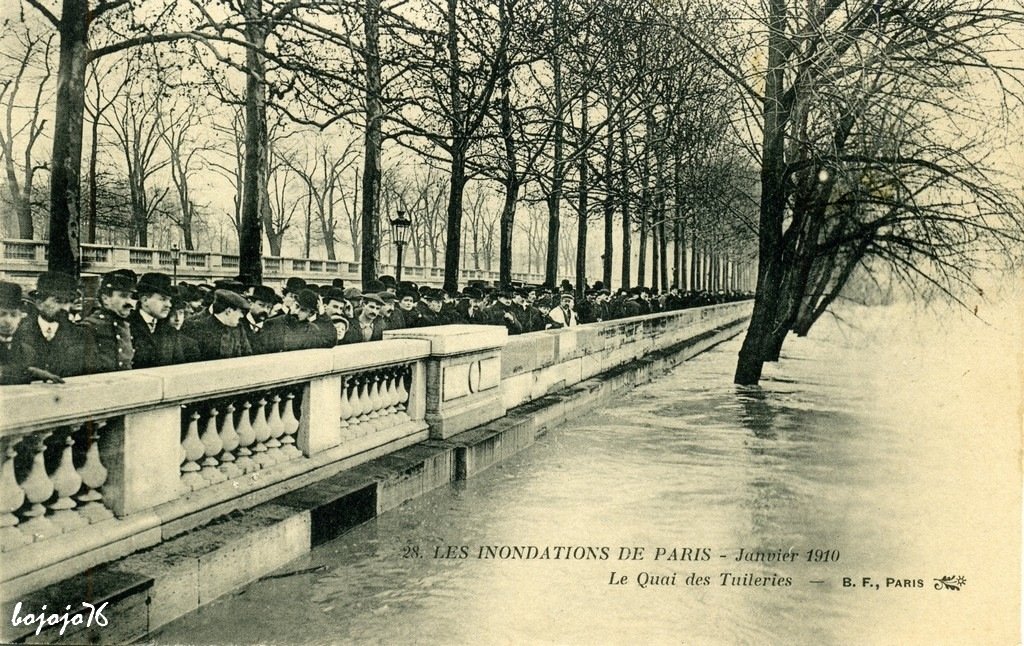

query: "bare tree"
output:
663 0 1024 384
160 97 214 250
0 25 54 239
99 62 171 246
283 132 361 261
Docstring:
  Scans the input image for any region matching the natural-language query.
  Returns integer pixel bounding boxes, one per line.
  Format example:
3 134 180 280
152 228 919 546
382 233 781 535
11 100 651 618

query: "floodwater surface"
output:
150 299 1022 645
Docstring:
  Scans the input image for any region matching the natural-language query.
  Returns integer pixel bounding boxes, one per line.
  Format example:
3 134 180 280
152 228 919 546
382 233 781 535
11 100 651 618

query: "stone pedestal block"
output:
104 406 181 516
300 375 341 455
385 325 507 439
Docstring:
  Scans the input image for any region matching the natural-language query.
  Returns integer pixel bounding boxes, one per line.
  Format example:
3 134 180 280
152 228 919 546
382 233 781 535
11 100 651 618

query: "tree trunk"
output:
734 0 790 386
47 0 90 276
360 0 382 287
87 118 97 243
443 146 468 293
544 0 564 289
619 127 631 289
650 224 658 292
239 0 268 282
658 219 668 292
499 180 518 285
497 9 517 287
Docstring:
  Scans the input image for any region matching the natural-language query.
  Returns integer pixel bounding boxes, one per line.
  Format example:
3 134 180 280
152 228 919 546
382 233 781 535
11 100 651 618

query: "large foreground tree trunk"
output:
47 1 89 276
239 0 268 283
360 0 383 288
734 0 790 386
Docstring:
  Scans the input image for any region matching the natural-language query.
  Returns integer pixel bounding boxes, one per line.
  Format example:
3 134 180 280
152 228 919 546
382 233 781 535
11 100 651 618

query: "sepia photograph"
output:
0 0 1021 643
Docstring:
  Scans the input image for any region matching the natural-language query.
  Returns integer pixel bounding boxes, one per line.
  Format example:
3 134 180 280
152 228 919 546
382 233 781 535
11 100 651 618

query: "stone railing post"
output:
102 406 181 516
111 247 131 267
385 325 507 439
299 375 341 455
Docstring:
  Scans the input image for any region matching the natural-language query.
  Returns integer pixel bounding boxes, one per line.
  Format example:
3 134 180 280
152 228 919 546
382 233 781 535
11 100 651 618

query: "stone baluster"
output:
396 369 410 412
339 377 354 431
180 411 206 490
0 438 30 552
48 428 87 532
384 370 399 414
372 374 388 431
367 373 383 424
19 432 57 542
252 397 274 468
265 394 285 462
234 400 257 474
218 403 242 479
199 407 226 485
356 377 373 431
76 421 113 523
348 376 366 435
280 392 302 459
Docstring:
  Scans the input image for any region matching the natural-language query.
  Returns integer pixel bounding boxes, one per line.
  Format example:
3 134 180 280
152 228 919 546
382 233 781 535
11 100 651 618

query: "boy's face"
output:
168 309 186 330
0 307 24 337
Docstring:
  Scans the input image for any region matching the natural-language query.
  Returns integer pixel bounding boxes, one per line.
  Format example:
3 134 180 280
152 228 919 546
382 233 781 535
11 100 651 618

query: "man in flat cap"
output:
377 291 406 330
129 272 185 368
81 269 137 374
261 288 324 351
181 289 253 361
342 292 385 343
0 280 71 384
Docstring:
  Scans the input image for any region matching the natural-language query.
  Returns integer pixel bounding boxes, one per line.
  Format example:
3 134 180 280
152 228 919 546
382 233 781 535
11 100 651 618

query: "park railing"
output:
0 239 545 287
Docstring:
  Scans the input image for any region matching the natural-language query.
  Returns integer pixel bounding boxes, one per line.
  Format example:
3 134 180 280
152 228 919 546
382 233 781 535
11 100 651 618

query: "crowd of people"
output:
0 268 751 385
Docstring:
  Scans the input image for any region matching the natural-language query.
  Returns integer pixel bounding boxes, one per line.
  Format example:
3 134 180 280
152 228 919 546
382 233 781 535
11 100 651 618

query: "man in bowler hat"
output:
13 272 88 379
130 272 185 368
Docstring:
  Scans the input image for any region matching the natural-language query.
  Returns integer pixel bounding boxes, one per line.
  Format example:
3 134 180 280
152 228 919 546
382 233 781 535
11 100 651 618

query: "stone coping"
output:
385 324 508 356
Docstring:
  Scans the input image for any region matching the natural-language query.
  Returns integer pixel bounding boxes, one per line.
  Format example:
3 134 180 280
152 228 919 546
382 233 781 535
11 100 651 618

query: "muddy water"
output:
150 300 1022 645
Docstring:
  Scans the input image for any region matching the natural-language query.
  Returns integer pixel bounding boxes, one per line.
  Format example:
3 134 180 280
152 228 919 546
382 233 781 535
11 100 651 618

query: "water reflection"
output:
150 303 1021 646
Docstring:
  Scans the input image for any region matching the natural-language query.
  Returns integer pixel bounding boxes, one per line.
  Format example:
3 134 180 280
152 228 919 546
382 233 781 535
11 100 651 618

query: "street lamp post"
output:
389 211 413 284
170 243 181 285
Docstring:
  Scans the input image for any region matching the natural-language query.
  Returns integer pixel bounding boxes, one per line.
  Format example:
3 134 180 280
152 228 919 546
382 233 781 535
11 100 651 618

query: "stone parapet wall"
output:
501 301 753 410
0 301 751 600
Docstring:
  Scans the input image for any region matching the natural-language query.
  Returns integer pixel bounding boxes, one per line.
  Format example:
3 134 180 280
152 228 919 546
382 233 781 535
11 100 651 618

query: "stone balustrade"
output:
0 301 751 599
0 340 434 597
0 239 544 287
